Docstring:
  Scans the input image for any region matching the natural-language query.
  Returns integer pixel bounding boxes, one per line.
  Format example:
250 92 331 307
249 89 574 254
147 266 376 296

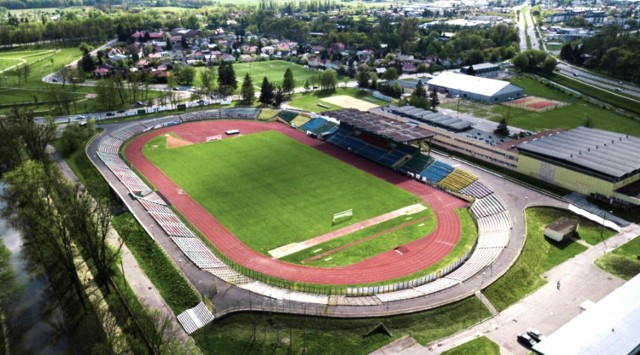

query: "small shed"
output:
544 217 579 242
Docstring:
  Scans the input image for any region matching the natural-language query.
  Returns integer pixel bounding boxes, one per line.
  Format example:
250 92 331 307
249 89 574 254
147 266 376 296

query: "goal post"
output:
332 209 353 225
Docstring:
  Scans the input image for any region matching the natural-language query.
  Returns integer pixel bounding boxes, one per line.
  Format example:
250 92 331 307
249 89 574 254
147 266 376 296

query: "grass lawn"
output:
483 207 593 311
281 207 436 267
595 236 640 280
440 76 640 137
442 336 500 355
288 87 387 113
194 60 321 89
193 296 490 355
143 130 419 254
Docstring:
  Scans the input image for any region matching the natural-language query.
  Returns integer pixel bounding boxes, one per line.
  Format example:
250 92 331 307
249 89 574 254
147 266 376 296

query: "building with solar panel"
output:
516 127 640 206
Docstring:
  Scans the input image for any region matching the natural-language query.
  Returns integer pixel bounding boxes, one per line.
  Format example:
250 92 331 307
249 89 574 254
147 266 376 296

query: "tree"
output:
282 67 295 94
356 69 369 89
382 67 399 80
199 66 217 96
512 52 530 71
259 76 274 105
217 62 237 95
173 66 195 86
319 69 338 91
541 56 558 74
429 89 440 111
494 118 510 136
0 241 22 310
414 79 426 98
304 79 310 91
466 65 476 76
241 73 255 104
273 86 285 107
583 116 594 128
79 53 96 73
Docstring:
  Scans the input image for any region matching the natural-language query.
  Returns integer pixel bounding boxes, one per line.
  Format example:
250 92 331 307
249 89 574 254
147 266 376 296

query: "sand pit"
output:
165 134 193 148
321 95 379 111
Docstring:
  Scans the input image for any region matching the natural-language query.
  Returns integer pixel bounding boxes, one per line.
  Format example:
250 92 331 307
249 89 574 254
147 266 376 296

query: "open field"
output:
321 94 379 111
595 236 640 280
193 296 491 355
440 76 640 137
281 207 436 267
483 207 615 311
143 130 419 255
194 60 321 89
288 88 388 112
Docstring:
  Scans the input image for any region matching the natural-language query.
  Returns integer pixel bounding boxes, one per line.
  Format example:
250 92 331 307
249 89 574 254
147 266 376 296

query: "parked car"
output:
106 112 115 117
117 109 126 113
75 115 87 120
517 332 537 347
527 328 545 342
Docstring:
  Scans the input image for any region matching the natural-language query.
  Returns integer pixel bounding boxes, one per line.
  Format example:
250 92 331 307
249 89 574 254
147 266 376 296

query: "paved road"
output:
554 63 640 99
516 7 528 52
524 6 539 51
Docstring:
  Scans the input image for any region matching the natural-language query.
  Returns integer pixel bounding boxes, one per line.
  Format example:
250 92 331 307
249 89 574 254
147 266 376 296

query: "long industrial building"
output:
516 127 640 206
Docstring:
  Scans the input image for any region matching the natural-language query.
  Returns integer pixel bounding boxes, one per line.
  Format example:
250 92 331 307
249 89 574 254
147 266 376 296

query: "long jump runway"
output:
125 120 467 285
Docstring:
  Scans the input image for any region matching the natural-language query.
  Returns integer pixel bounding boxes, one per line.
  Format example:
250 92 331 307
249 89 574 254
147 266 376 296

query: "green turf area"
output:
595 236 640 280
442 336 500 355
194 60 320 89
440 76 640 137
143 130 419 254
288 88 387 113
281 207 436 267
193 296 490 354
483 207 610 311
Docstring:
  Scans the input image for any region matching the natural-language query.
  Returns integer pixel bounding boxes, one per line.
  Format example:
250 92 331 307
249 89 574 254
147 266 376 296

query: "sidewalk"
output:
425 223 640 354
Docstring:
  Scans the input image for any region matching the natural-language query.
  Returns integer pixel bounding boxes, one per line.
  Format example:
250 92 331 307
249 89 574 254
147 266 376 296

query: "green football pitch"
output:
143 130 420 254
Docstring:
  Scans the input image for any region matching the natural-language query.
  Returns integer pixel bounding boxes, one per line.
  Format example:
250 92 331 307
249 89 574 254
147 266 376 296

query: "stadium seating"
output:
437 168 477 192
377 149 408 168
459 180 493 199
399 154 434 174
277 110 298 123
419 160 454 183
290 114 311 128
299 117 328 133
177 302 215 334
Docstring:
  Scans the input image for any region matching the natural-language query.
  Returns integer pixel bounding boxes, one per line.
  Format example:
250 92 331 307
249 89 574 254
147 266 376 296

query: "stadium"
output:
90 107 527 332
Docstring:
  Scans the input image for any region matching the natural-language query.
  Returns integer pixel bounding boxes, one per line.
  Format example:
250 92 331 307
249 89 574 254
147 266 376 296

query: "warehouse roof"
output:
388 105 473 131
324 109 436 142
533 274 640 355
427 71 522 97
516 127 640 179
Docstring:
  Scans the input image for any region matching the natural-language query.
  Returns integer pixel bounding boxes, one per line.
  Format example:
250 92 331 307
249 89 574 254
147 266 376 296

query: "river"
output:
0 184 72 355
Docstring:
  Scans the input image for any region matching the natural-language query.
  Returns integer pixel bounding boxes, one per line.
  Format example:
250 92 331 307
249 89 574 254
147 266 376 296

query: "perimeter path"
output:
125 120 467 285
268 203 427 259
88 118 569 318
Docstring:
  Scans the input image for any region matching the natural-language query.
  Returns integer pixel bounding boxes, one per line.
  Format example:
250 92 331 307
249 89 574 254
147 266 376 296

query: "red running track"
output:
125 120 467 285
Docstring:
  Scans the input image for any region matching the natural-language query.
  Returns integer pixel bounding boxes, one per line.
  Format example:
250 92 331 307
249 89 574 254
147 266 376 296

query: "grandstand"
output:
418 160 454 184
276 110 298 124
438 168 477 192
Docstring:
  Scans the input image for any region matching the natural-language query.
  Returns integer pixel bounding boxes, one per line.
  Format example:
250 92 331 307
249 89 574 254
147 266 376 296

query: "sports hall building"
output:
426 71 524 104
516 127 640 206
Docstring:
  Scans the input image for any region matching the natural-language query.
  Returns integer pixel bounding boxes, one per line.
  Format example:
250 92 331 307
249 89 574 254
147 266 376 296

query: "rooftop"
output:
517 127 640 179
427 71 522 97
545 217 578 232
387 105 473 131
323 109 436 143
533 274 640 355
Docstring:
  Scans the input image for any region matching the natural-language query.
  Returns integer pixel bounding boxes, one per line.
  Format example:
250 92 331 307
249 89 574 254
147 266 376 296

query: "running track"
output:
125 120 467 285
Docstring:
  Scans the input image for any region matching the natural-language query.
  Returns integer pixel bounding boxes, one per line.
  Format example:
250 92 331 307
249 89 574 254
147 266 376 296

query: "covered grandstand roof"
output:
388 105 473 131
427 71 522 97
533 274 640 355
324 109 436 142
516 127 640 179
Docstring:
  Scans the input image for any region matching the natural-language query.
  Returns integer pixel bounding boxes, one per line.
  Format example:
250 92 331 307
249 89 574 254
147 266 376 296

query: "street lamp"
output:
600 209 613 253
